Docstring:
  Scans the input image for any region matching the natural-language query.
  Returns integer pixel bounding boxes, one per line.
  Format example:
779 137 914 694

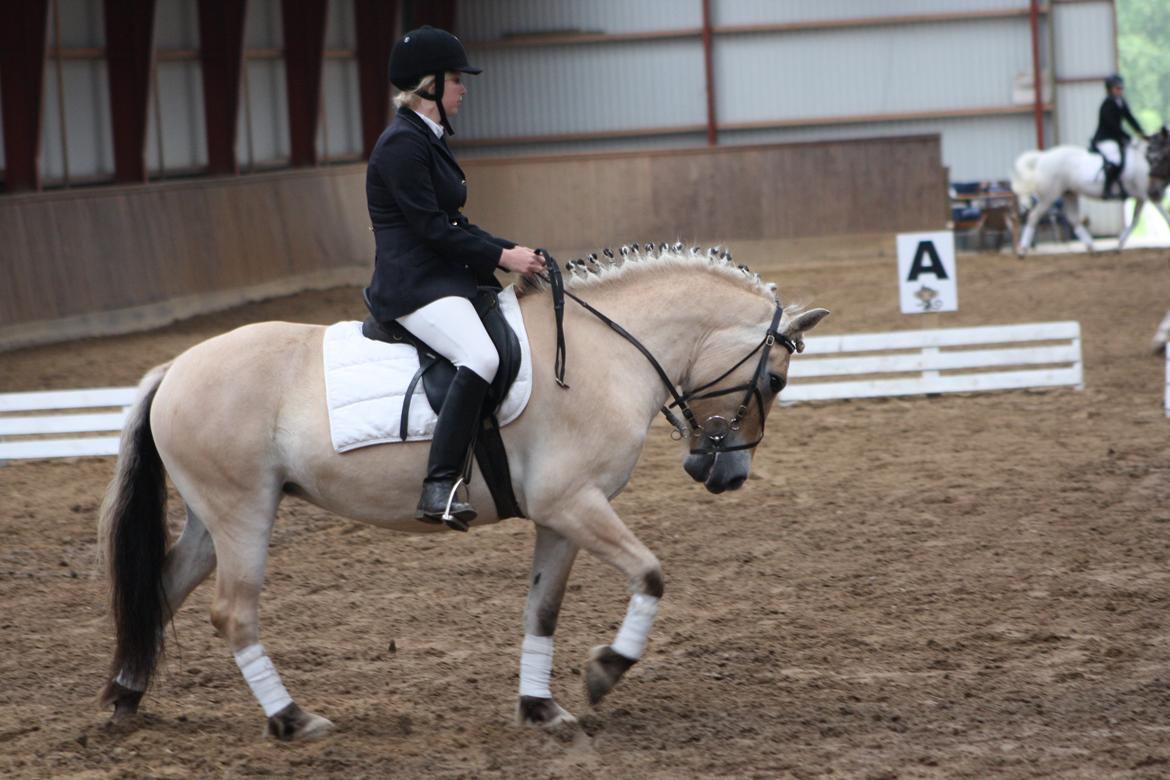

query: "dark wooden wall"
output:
0 135 946 349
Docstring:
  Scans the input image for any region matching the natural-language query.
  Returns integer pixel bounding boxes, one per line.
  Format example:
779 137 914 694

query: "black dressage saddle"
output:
360 287 525 519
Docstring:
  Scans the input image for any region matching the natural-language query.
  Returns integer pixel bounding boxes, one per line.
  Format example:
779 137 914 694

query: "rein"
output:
535 250 796 455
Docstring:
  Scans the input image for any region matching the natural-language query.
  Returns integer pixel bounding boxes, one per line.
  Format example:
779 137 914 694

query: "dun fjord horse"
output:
1012 126 1170 256
98 247 829 740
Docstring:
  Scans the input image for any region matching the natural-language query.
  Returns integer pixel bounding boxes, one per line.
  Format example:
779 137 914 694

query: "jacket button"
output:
461 179 466 184
451 220 458 226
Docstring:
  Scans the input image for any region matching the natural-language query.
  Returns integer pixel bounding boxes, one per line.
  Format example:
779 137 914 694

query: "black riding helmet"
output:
1105 74 1125 91
389 26 481 135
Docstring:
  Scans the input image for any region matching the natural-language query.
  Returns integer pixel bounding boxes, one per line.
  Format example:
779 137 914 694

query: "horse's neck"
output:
561 272 771 410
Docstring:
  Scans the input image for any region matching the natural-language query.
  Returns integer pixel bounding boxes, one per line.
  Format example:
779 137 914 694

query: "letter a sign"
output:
897 231 957 314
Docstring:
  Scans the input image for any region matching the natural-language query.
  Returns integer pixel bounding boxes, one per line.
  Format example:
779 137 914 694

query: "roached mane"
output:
515 242 780 305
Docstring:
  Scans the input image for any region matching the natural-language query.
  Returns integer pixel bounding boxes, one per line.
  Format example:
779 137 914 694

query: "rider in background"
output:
1090 74 1147 200
364 26 544 528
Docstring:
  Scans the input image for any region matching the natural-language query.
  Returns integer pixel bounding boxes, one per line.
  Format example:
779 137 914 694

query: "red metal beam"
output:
104 0 157 183
1029 0 1045 149
197 0 247 175
282 0 328 166
0 1 50 192
354 0 399 158
701 0 717 146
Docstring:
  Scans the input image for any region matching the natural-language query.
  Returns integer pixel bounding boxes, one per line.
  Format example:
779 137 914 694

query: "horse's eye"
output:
769 373 785 392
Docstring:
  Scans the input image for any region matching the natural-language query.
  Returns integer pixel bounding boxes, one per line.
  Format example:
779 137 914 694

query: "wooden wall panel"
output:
0 135 945 349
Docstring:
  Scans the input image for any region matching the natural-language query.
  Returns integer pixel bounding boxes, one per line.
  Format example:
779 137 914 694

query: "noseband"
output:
539 251 796 455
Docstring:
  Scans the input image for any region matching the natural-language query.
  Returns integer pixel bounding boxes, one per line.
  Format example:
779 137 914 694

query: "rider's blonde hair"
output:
393 74 437 110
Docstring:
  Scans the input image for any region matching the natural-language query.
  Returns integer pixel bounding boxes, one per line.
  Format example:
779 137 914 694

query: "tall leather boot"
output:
1104 164 1121 199
417 367 490 531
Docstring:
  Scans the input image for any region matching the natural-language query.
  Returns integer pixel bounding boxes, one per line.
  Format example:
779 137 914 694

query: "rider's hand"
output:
499 246 545 275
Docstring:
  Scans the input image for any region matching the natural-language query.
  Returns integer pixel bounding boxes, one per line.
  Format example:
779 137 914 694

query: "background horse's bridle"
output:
539 251 796 455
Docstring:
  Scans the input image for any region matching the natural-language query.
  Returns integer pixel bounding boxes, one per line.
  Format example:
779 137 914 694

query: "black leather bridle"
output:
538 251 796 455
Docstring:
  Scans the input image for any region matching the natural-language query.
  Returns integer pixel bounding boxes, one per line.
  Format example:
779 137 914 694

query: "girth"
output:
361 287 524 519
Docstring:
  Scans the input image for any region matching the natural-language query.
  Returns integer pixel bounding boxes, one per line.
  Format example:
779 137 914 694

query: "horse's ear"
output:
783 308 830 353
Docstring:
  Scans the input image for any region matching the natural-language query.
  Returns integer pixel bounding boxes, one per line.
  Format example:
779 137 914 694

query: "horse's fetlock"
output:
640 567 665 599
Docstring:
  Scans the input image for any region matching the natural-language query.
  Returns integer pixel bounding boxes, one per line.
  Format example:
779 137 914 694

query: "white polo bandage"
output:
610 593 660 660
234 644 293 717
519 634 555 698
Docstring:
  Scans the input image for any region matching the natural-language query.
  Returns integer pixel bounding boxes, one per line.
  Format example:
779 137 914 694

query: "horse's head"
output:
1147 125 1170 190
681 305 829 492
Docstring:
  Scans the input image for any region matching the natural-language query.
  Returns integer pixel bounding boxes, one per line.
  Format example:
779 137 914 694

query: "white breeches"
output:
1097 140 1121 166
396 296 499 383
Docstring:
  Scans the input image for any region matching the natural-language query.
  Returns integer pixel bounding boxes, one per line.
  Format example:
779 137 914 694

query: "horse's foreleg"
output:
206 501 334 742
543 490 664 706
517 525 579 728
1118 199 1145 252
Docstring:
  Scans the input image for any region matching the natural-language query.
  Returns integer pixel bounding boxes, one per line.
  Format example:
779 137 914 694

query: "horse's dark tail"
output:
97 363 172 708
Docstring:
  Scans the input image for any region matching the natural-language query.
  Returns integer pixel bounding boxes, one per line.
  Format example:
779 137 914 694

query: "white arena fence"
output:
782 321 1083 402
0 322 1084 461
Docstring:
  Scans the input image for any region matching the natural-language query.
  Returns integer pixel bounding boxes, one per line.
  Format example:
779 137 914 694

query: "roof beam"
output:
197 0 247 175
104 0 157 183
0 2 49 192
281 0 328 167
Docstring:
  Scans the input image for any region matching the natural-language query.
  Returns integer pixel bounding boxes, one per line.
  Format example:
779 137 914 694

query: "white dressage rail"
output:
783 321 1083 402
0 322 1084 460
0 387 135 460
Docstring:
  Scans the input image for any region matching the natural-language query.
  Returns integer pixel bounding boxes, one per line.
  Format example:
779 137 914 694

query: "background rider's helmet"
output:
1105 74 1125 91
389 26 481 135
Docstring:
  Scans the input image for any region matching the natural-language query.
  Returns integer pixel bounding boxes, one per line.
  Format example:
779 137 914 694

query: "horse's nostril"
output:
726 476 746 491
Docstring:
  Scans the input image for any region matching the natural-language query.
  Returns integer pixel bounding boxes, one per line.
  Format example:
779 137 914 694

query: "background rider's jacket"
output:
1091 96 1145 147
365 107 515 321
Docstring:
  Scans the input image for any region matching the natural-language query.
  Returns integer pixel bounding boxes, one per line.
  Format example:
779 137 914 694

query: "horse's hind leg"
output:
108 504 218 719
517 525 579 728
1118 199 1146 252
1017 192 1058 256
201 490 334 742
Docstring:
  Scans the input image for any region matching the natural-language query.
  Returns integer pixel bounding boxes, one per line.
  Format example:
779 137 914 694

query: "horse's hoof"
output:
518 695 578 729
266 702 334 742
100 680 144 722
584 645 636 706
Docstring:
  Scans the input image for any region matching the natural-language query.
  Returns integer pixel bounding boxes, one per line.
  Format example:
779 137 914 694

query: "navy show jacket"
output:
364 107 515 322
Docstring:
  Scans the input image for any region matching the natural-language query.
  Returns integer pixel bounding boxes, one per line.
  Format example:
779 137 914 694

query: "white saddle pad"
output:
323 286 533 453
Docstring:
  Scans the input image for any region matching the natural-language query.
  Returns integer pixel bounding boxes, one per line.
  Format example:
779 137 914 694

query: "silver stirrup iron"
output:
442 477 467 522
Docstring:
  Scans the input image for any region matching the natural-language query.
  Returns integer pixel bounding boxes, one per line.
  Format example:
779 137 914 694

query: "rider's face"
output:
1110 84 1124 99
443 72 466 118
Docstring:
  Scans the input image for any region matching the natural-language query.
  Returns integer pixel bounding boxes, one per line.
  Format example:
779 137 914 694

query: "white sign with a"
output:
897 231 958 314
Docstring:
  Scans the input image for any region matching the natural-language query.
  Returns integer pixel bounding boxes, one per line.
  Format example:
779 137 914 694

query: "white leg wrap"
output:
234 644 293 717
518 634 555 698
610 593 660 661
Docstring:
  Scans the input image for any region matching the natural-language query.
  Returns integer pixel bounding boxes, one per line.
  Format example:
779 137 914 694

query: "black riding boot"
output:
417 367 490 531
1104 163 1122 199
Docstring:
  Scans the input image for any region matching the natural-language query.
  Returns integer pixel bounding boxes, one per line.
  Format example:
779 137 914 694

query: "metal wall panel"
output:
57 0 105 47
146 61 208 172
713 0 1031 26
155 0 198 48
245 0 283 48
457 132 707 159
41 60 114 181
455 0 701 41
320 59 362 158
1054 81 1103 148
1052 1 1114 80
458 40 706 139
237 60 291 166
715 19 1035 123
325 0 355 49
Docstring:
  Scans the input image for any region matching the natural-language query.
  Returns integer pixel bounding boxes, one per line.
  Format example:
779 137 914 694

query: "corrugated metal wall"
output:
450 0 1077 186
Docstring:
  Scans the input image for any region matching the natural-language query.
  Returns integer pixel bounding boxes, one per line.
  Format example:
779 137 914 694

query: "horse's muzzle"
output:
684 451 751 493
